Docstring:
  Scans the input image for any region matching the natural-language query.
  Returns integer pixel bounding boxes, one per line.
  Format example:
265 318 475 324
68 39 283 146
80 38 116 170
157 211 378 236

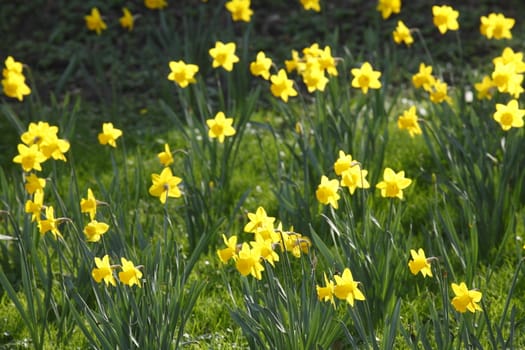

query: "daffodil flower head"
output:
333 268 366 306
85 7 107 35
408 248 433 277
270 69 298 102
157 143 174 166
493 99 525 131
98 122 123 148
84 220 110 243
480 13 514 40
351 61 382 94
397 106 422 137
376 167 412 199
234 243 264 280
206 112 236 143
80 188 98 220
250 51 273 80
300 0 321 12
148 167 182 204
167 60 199 88
119 7 134 31
209 41 239 72
92 255 116 287
376 0 401 20
118 257 143 287
393 20 414 46
432 5 459 34
217 234 238 263
316 175 340 209
244 206 275 233
451 282 482 313
225 0 253 22
316 273 335 306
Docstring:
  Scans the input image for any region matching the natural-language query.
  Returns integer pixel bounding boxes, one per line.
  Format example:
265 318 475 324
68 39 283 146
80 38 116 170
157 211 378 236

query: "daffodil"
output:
333 268 366 306
12 144 46 172
24 173 46 194
251 233 279 267
493 99 525 131
451 282 482 313
157 143 174 166
376 167 412 199
244 206 275 233
393 20 414 46
493 47 525 74
209 41 239 72
20 121 57 147
316 273 335 306
333 151 357 176
217 234 238 263
38 206 62 239
397 106 422 137
98 123 123 148
285 50 305 74
480 13 514 40
300 0 321 12
25 190 44 222
340 166 370 195
225 0 253 22
167 60 199 88
148 167 182 204
39 134 70 162
80 188 98 220
144 0 167 10
234 243 264 280
412 63 436 91
302 63 328 93
270 69 298 102
85 8 107 35
118 257 143 287
119 7 134 31
318 46 338 76
206 111 236 143
351 62 382 94
408 248 433 278
429 80 451 104
250 51 272 80
2 70 31 101
376 0 401 20
92 255 116 287
316 175 340 209
84 220 110 242
432 5 459 34
474 76 495 100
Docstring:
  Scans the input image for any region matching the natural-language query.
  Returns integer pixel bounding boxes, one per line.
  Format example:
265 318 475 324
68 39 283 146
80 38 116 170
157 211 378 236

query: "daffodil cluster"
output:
80 189 110 243
316 268 366 307
2 56 31 101
84 7 135 34
217 206 312 280
92 255 143 288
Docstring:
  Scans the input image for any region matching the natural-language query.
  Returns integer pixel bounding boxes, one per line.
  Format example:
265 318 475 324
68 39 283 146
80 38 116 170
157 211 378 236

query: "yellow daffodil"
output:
2 70 31 101
209 41 239 72
493 99 525 131
39 134 70 162
144 0 167 10
225 0 253 22
251 233 279 267
20 121 57 147
13 144 46 172
3 56 23 75
432 5 459 34
376 167 412 199
376 0 401 20
250 51 272 80
244 206 275 233
397 106 422 137
234 243 264 280
351 61 382 94
83 220 110 242
270 69 298 102
451 282 482 313
393 20 414 46
429 80 452 104
148 167 182 204
85 8 107 35
37 206 62 239
474 76 495 100
98 122 123 148
493 47 525 74
412 63 436 91
334 151 357 176
316 175 340 209
408 248 433 278
167 60 199 88
480 13 514 40
92 255 116 287
333 268 366 306
285 50 305 74
80 188 98 220
157 143 174 166
340 166 370 195
24 173 46 194
318 46 338 76
206 111 236 143
300 0 321 12
25 190 44 222
316 273 335 306
119 7 134 31
118 257 143 287
217 234 239 263
302 63 329 93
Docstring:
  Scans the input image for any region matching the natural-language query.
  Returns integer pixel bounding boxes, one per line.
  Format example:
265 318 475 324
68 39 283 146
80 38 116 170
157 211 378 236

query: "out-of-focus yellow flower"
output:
167 60 199 88
480 13 514 40
393 20 414 46
397 106 422 137
412 63 436 91
316 175 340 209
429 79 452 104
98 122 123 148
148 167 182 204
250 51 272 80
24 173 46 194
217 234 238 263
376 0 401 20
493 47 525 74
84 220 110 242
408 248 433 278
37 206 62 239
285 50 305 74
3 56 23 75
492 61 524 97
244 206 275 233
92 255 116 287
302 63 328 93
351 62 382 94
432 5 459 34
209 41 239 72
21 122 56 147
376 167 412 199
25 190 44 222
234 243 264 280
206 111 236 143
225 0 253 22
474 76 495 100
157 143 174 166
451 282 482 313
80 188 98 220
493 99 525 131
300 0 321 12
316 273 335 306
2 70 31 101
118 257 143 287
13 144 46 172
251 233 279 267
85 8 107 35
119 7 134 31
318 46 338 76
270 69 298 102
333 268 366 306
340 166 370 195
334 151 357 176
144 0 167 10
